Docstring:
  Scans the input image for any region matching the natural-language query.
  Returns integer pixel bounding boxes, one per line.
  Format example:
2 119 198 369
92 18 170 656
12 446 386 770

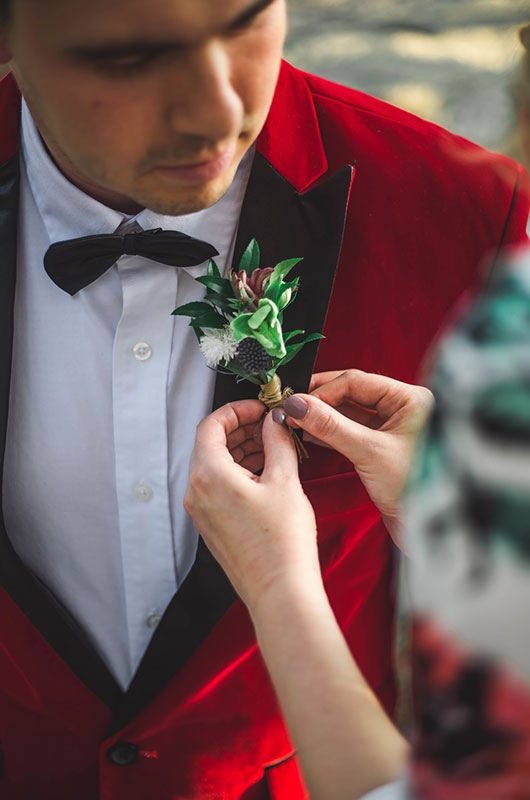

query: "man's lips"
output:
151 143 237 185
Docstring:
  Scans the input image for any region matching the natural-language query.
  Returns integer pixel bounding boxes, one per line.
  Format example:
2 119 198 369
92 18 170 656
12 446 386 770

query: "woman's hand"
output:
184 393 409 800
282 369 434 545
184 399 319 617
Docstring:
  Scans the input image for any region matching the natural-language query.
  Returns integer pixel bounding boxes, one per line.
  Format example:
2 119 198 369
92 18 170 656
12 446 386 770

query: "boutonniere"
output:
172 238 323 458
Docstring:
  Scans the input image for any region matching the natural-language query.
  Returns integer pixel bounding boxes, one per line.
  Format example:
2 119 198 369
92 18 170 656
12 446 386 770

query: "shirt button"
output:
146 613 162 630
133 342 152 361
134 483 153 502
107 741 139 766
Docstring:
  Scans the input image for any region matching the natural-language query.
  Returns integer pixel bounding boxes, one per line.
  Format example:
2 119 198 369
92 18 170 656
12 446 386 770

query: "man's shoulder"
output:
293 64 509 167
300 68 453 140
286 63 527 213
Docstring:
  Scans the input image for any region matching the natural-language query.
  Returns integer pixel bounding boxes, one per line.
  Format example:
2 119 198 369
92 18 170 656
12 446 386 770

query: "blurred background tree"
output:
286 0 529 161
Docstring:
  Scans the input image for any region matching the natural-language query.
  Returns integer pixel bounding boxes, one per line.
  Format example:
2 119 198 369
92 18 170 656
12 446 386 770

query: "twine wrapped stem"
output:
258 374 308 462
258 374 292 408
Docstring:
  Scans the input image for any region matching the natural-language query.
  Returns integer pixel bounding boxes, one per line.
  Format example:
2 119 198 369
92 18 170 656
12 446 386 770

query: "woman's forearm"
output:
249 576 408 800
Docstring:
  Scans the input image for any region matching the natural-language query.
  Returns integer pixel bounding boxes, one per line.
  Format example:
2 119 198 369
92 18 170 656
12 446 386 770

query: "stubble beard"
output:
137 165 240 216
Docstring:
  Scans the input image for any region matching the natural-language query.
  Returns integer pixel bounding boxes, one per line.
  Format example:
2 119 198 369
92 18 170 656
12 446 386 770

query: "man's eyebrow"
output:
229 0 277 30
68 0 278 60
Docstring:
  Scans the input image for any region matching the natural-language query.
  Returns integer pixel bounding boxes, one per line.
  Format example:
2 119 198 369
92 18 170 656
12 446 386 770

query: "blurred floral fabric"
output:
404 246 530 799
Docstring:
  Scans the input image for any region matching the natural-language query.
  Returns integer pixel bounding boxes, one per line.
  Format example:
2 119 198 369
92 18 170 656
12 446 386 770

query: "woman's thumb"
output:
283 393 362 461
260 407 300 483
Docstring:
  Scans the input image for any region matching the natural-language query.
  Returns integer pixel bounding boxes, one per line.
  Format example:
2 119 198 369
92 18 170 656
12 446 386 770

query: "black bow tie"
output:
44 227 219 295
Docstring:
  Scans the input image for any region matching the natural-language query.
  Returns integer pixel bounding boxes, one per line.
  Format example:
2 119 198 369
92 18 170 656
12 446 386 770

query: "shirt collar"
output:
21 98 254 276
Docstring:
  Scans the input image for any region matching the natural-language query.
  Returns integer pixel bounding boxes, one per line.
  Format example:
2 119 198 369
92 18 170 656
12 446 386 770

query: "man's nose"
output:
165 42 244 144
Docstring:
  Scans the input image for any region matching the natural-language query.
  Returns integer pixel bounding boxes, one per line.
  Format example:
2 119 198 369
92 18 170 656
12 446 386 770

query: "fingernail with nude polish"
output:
284 395 309 420
272 408 286 425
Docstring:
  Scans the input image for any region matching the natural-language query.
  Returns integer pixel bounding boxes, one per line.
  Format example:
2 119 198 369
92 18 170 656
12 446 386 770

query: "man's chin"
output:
144 192 224 216
136 169 239 217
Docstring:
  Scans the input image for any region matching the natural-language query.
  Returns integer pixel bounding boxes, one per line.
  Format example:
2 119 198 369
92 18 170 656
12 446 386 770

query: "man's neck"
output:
41 131 144 215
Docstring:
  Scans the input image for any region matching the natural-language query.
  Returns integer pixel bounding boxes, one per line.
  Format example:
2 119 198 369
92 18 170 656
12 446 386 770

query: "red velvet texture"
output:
0 62 528 799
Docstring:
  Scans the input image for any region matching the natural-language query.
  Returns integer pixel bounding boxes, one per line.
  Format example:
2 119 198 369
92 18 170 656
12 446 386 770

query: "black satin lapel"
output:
0 155 122 711
108 538 236 735
108 155 354 731
213 152 354 407
278 163 354 392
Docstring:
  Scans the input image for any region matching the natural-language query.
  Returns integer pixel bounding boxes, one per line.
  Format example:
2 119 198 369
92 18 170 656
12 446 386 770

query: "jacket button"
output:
107 741 139 766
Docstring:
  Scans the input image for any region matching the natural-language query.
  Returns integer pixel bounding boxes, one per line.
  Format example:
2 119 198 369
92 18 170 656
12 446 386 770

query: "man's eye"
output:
94 52 156 75
228 17 257 34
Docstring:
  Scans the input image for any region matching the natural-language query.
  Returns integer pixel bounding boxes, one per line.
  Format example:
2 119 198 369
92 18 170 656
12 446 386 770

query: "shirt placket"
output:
112 254 179 678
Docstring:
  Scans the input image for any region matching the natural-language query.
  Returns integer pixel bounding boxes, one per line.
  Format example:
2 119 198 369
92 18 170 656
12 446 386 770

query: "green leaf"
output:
226 298 250 314
231 313 254 342
227 297 245 308
238 238 261 274
190 311 227 329
205 291 233 313
298 332 325 345
284 329 305 343
278 287 294 311
275 333 324 368
264 261 303 304
248 303 272 329
272 257 303 281
172 301 214 318
207 258 221 278
196 275 233 295
274 342 305 368
281 278 300 292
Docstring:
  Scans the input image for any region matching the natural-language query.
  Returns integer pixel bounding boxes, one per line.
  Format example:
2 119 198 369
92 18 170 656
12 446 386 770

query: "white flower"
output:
199 326 239 368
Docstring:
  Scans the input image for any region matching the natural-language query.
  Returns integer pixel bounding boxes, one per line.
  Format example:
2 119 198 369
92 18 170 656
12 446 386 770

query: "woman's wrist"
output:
246 565 329 632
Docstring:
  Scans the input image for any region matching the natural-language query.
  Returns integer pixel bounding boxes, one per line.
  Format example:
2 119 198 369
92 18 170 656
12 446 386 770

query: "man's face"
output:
1 0 286 214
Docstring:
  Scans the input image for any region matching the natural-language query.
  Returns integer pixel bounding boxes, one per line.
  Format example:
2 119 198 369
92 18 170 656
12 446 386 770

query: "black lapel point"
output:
213 153 354 407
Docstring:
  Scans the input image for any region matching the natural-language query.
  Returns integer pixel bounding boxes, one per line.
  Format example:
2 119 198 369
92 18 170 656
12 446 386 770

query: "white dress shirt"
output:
2 99 253 689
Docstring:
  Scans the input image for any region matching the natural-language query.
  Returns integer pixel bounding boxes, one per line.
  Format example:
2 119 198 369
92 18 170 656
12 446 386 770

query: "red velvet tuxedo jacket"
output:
0 62 528 800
